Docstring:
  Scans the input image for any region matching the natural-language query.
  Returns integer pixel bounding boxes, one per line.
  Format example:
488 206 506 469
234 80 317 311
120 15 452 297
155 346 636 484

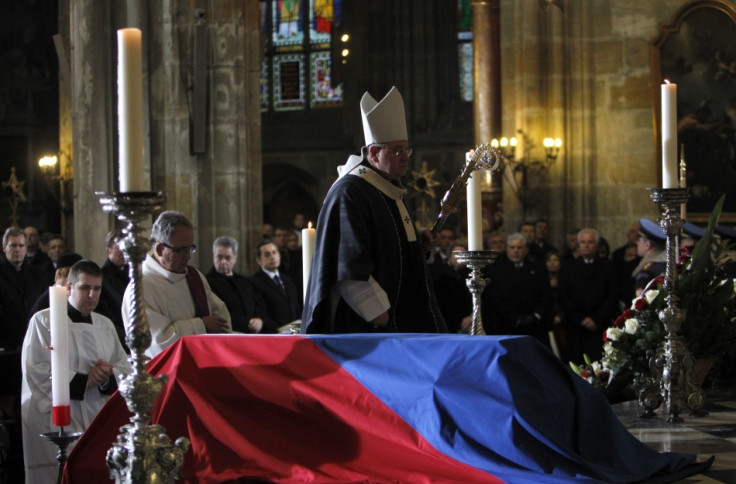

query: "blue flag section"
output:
64 334 703 483
315 334 697 483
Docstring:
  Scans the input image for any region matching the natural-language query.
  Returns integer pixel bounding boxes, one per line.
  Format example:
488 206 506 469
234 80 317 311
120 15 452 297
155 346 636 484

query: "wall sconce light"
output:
38 153 73 214
491 130 562 210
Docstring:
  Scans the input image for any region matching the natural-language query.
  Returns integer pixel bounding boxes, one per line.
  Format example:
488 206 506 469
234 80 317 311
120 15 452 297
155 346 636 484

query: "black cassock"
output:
301 160 446 334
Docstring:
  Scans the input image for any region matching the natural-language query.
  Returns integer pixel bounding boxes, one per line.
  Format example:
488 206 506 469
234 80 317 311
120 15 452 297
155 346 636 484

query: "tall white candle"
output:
117 28 147 192
466 151 483 250
50 285 70 427
661 81 678 189
302 222 316 302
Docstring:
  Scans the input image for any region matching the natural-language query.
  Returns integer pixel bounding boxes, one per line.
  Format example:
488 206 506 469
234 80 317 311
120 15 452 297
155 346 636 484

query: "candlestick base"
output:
40 428 82 484
638 187 705 423
453 250 499 335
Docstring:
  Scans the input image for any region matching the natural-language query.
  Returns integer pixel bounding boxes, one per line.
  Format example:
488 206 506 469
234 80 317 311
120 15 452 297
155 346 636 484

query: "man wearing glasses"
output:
122 210 231 357
301 86 446 334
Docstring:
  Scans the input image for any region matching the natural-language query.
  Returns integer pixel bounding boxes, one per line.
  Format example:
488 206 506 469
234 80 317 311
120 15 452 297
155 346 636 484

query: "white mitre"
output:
360 86 408 146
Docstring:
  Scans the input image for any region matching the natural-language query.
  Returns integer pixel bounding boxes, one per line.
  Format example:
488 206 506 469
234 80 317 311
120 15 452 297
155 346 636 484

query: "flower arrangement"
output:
572 196 736 401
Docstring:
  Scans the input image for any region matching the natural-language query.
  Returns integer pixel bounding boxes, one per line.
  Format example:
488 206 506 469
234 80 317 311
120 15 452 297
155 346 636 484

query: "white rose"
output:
644 289 659 304
591 361 602 376
624 318 639 334
606 327 622 341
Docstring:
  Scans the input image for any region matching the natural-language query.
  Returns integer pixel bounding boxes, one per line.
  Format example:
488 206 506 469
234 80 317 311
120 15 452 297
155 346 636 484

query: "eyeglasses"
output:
378 145 413 157
161 242 197 255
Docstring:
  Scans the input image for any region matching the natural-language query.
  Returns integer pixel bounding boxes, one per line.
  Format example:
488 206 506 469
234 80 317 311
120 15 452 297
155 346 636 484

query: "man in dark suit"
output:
250 240 301 330
530 219 558 261
101 229 130 348
0 227 46 418
558 228 619 364
207 236 277 334
481 233 552 344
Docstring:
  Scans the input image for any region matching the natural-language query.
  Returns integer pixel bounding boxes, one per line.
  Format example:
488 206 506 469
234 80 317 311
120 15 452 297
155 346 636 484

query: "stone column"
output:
148 0 262 274
70 0 115 262
472 0 502 144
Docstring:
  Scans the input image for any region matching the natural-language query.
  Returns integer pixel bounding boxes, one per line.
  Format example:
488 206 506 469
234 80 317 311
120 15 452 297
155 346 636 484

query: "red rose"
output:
622 309 635 319
634 298 648 311
613 315 625 328
602 331 608 342
581 370 590 378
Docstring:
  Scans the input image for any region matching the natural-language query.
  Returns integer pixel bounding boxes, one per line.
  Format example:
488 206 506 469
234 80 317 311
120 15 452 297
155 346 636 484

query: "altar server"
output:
301 86 445 333
21 260 130 483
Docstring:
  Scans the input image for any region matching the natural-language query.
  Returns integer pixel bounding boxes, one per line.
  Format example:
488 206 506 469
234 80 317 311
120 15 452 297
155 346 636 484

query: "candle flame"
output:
308 221 313 229
664 79 671 85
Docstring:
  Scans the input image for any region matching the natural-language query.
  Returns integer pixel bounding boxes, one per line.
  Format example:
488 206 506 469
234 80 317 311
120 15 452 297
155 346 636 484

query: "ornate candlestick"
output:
453 250 498 335
98 192 189 483
40 428 82 484
638 187 705 422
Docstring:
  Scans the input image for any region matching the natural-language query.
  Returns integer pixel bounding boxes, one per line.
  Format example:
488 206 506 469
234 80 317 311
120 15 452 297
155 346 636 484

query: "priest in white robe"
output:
20 260 130 484
122 210 231 358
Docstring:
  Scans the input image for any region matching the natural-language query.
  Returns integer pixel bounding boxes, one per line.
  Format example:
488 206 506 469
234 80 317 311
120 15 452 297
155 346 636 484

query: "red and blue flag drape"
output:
63 334 698 483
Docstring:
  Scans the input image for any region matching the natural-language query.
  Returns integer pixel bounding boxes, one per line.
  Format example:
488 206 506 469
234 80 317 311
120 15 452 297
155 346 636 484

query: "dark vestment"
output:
300 162 446 334
250 270 302 328
101 259 130 349
0 261 47 396
481 257 553 345
206 268 278 334
557 257 618 364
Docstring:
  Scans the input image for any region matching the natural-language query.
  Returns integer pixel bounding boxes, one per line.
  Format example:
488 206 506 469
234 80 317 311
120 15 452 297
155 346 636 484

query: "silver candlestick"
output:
40 428 82 484
453 250 498 335
98 192 189 483
638 187 705 422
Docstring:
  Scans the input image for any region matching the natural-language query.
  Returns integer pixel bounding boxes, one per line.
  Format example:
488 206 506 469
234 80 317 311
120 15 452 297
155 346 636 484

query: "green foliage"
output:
572 196 735 400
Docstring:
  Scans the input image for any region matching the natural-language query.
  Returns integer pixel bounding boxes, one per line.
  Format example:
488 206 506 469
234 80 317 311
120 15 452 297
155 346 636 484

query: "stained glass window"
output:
457 0 473 102
311 51 342 106
261 0 343 111
273 54 306 110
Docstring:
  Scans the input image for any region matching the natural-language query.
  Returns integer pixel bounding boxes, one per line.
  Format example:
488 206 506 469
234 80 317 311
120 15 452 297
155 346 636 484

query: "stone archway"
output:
263 163 320 229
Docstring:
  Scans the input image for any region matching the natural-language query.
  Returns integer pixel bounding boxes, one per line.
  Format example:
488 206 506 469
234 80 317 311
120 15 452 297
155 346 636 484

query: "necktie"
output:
274 275 286 295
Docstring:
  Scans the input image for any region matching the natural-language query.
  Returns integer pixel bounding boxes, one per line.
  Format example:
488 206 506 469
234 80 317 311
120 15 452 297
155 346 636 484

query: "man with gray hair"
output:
122 211 231 358
558 228 618 364
481 232 552 343
206 236 277 333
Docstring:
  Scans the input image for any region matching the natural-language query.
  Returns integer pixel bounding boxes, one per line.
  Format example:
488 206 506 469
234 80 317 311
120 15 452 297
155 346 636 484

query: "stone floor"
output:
614 386 736 483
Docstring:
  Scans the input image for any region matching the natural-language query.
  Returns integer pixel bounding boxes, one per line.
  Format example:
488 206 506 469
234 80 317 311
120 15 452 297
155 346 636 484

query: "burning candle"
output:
50 285 70 427
117 28 147 192
661 81 678 189
302 222 316 301
466 151 482 251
